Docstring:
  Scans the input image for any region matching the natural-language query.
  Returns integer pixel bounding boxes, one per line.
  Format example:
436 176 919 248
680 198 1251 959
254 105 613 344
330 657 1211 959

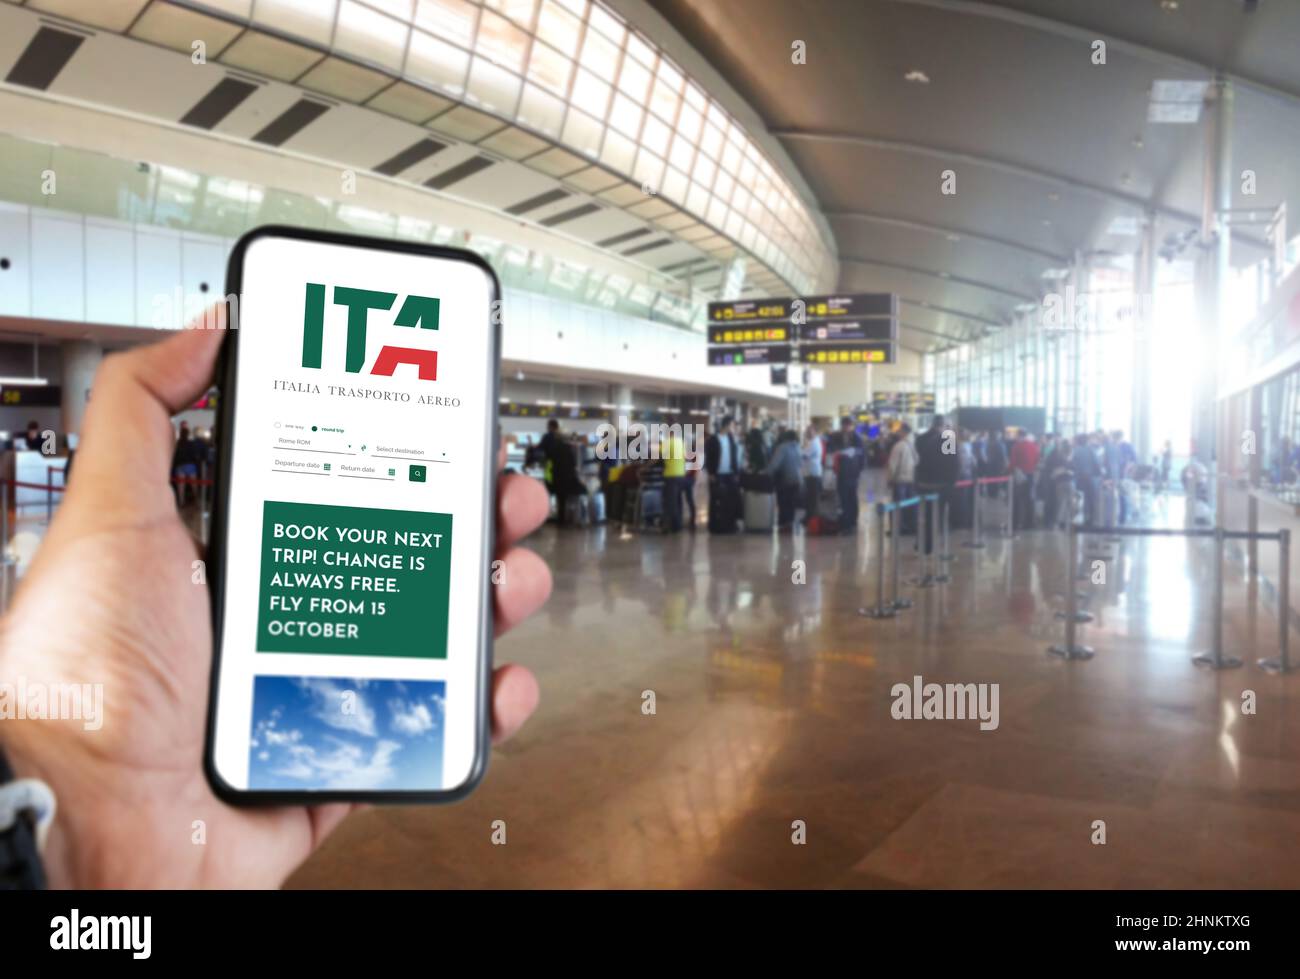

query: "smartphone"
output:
204 226 500 804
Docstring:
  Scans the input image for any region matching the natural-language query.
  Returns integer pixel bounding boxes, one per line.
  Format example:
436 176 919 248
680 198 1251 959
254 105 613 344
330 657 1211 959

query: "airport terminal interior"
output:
3 0 1300 889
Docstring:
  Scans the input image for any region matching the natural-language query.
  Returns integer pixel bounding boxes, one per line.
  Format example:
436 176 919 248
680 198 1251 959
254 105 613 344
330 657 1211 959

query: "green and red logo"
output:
301 283 441 380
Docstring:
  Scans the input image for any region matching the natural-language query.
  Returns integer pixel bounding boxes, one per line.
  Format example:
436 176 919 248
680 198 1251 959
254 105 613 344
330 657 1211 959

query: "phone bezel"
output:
202 224 500 806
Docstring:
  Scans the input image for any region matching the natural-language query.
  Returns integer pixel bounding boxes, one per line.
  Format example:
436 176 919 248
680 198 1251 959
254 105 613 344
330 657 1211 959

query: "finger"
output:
491 663 539 744
493 545 551 636
305 803 358 848
66 309 226 520
496 473 548 551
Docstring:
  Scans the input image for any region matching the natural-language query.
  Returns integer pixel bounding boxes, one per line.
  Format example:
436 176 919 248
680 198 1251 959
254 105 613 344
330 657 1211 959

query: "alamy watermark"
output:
890 675 999 731
594 417 704 471
0 676 104 731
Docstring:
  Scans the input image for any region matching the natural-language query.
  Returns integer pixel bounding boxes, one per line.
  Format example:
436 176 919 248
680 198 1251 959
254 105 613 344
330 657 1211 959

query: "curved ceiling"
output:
641 0 1300 352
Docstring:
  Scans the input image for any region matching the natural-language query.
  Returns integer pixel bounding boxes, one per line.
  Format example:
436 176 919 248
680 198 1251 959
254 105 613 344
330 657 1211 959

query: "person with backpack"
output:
766 429 803 532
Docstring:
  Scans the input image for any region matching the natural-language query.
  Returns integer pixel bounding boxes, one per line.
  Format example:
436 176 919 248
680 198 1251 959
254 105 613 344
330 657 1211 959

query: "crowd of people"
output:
878 424 1161 533
525 413 1176 538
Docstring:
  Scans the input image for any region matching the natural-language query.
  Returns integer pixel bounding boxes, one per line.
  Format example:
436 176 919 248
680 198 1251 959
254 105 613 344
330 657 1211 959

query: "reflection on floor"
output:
289 499 1300 889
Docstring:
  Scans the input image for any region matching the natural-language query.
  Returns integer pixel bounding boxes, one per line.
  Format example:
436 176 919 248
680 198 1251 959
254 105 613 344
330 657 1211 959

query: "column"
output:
1132 211 1157 462
1193 73 1232 465
60 339 103 438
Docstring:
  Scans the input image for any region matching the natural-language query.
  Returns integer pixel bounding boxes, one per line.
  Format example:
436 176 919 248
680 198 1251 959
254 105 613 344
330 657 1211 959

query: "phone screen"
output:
208 230 497 798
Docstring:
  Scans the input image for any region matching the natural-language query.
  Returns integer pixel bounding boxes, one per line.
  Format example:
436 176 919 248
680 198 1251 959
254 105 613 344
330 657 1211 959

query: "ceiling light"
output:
1160 0 1179 10
904 70 930 84
0 376 48 385
945 233 960 242
1047 192 1060 202
1041 267 1070 281
1041 219 1052 227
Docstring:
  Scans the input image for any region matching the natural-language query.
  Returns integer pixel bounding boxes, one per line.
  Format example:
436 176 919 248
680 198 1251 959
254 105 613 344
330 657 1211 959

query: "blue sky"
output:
249 676 445 791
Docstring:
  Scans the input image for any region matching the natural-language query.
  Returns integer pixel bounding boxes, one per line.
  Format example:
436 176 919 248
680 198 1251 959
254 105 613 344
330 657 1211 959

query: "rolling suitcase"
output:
743 489 774 532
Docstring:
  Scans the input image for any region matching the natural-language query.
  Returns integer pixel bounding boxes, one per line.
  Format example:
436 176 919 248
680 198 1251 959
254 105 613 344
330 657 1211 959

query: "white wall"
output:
0 203 780 402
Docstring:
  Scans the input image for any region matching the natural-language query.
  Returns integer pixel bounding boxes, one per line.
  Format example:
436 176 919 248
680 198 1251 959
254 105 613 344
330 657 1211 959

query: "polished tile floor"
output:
289 491 1300 888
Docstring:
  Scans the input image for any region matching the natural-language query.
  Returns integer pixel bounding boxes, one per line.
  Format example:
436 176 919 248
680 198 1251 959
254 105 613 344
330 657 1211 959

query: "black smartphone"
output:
204 226 500 804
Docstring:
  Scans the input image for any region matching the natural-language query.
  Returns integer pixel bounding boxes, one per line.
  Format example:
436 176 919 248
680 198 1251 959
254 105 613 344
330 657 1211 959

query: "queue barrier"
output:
957 474 1014 550
858 492 941 619
1 472 217 557
1049 488 1292 673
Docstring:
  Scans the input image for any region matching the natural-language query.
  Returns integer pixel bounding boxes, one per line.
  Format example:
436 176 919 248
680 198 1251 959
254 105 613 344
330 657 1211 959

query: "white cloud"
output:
295 677 377 737
389 698 435 736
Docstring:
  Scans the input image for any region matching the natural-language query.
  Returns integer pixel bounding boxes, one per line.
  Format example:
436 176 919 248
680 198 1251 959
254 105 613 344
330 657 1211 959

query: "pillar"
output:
60 339 102 438
1132 211 1157 462
1192 74 1232 465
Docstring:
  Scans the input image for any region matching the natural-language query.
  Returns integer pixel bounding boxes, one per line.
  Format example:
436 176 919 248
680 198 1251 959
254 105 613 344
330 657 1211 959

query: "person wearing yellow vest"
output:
662 421 688 532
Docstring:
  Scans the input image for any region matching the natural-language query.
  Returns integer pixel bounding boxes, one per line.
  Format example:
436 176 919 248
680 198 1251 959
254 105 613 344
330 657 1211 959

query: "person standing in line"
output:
887 422 918 535
915 414 960 554
1007 428 1040 530
766 429 803 532
1069 432 1102 525
678 422 699 531
800 422 824 522
704 414 742 534
828 415 865 535
1112 430 1137 525
662 419 687 533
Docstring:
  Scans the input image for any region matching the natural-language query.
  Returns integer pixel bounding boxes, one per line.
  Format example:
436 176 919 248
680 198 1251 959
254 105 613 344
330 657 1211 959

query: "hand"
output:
0 315 551 888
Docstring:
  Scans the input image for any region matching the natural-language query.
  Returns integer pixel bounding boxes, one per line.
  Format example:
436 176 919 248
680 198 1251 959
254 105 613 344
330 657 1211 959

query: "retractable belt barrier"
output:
1049 487 1293 673
957 475 1013 549
1 473 217 562
859 492 942 620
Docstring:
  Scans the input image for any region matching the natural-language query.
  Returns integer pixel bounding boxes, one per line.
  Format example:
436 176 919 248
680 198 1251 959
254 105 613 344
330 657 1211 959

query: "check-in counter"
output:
1 449 69 515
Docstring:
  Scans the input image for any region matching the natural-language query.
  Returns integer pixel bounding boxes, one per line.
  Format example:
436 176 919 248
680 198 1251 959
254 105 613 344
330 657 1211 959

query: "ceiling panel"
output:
364 80 454 124
129 2 243 55
218 29 322 82
427 104 507 142
27 0 148 32
298 55 392 102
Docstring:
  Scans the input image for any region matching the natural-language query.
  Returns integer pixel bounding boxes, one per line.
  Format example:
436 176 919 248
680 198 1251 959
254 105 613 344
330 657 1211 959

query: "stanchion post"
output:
1049 515 1096 660
963 481 985 549
913 495 936 587
860 503 898 619
940 490 955 563
1054 490 1093 626
891 500 913 611
46 468 53 523
1193 526 1243 670
932 493 952 583
1259 528 1292 674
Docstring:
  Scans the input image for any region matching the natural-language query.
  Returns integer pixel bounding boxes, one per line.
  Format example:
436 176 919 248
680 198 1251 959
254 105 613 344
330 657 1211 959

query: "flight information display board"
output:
800 293 895 321
872 391 937 413
707 299 794 323
707 324 792 346
797 343 894 365
705 293 897 367
707 344 791 366
797 319 895 343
